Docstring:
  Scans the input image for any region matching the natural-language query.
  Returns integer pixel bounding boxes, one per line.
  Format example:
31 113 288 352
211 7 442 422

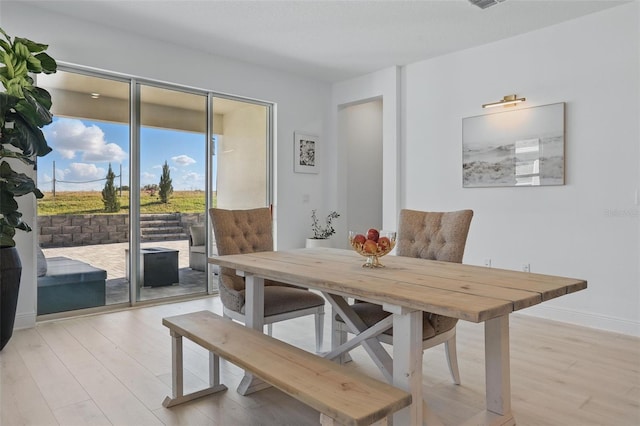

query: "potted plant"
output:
0 27 56 350
306 209 340 248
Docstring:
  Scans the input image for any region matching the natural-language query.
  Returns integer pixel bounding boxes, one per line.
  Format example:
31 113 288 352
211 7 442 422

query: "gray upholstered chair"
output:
210 207 325 352
333 209 473 384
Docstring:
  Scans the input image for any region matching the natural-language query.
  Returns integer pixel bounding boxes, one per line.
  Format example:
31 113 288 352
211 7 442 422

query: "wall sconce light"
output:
482 94 526 109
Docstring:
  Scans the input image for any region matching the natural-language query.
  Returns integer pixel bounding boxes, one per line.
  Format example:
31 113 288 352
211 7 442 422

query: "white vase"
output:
305 238 332 248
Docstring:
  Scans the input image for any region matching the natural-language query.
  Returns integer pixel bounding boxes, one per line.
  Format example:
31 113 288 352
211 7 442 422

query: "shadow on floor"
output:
107 267 215 303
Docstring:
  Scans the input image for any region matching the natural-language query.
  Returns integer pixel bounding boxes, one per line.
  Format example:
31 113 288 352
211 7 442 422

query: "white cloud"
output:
142 172 155 181
47 162 108 191
183 172 201 182
176 171 204 190
44 118 127 162
64 163 106 180
172 155 196 166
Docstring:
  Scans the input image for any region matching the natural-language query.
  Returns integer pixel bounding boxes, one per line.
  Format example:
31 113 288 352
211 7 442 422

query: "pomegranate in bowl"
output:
348 229 396 268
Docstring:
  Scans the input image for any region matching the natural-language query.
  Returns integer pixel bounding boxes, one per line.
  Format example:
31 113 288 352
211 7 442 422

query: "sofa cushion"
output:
191 245 206 254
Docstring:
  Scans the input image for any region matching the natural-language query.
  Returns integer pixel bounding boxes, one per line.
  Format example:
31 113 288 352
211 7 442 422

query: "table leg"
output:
325 293 394 381
459 315 516 426
389 307 424 426
485 316 511 415
237 273 270 395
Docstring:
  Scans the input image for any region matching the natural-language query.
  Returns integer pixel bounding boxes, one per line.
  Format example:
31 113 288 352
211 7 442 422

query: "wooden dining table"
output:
209 247 586 425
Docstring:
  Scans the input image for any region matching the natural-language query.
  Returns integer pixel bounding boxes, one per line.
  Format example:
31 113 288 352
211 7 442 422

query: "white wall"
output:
401 3 639 335
2 3 330 329
341 99 384 234
330 67 401 247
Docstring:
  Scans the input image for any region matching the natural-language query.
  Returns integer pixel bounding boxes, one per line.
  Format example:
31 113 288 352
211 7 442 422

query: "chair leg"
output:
267 323 273 336
445 333 461 385
315 307 325 353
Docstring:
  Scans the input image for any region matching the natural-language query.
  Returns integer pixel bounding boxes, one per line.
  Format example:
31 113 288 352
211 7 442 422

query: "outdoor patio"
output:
41 240 214 305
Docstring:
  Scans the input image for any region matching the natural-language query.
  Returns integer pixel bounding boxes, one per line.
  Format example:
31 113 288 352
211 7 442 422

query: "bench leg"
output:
163 331 227 408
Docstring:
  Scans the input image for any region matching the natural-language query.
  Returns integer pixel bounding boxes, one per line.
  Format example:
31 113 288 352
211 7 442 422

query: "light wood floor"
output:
2 296 639 426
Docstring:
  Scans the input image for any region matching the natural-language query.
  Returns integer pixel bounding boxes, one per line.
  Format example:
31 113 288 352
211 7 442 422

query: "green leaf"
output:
0 28 10 43
14 37 47 54
27 87 53 110
16 90 53 127
0 161 40 197
0 188 20 217
35 52 57 74
0 92 19 127
26 55 42 73
0 148 32 165
0 39 10 53
0 218 17 248
2 116 50 160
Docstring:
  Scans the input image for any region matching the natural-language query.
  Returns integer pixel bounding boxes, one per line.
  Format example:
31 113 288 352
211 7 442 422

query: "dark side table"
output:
125 247 179 287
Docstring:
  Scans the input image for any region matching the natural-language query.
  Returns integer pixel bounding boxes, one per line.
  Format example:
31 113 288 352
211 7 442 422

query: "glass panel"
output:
36 70 131 314
136 85 207 302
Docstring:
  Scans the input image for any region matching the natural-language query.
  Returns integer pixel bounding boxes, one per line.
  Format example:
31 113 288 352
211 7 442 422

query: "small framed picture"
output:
294 132 319 174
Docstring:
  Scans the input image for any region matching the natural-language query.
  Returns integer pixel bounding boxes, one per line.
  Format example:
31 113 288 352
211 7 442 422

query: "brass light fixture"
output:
482 94 526 109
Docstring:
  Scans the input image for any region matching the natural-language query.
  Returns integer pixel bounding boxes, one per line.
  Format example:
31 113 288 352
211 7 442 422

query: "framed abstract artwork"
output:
462 102 565 187
294 132 319 174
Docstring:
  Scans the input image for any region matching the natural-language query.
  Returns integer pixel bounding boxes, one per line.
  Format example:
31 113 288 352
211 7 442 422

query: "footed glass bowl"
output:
348 230 397 268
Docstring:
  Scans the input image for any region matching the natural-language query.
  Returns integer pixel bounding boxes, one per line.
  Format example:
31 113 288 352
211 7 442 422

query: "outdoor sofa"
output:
37 250 107 315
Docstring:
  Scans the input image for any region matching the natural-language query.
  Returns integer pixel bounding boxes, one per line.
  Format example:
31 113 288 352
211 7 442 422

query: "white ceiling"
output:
29 0 629 82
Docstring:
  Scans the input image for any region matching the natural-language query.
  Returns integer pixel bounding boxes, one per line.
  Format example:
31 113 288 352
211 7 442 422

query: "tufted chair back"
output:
210 207 275 313
396 209 473 263
210 207 273 255
338 208 474 384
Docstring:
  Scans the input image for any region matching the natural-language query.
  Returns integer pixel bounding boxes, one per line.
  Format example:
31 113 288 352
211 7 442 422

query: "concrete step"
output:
141 233 189 241
140 213 179 222
141 226 185 235
139 220 181 228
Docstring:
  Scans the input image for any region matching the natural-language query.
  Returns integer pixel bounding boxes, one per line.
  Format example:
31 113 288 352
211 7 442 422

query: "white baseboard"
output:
13 311 36 330
518 305 640 337
12 303 639 337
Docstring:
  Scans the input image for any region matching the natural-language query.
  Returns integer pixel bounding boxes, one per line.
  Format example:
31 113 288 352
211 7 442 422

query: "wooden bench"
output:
162 310 411 426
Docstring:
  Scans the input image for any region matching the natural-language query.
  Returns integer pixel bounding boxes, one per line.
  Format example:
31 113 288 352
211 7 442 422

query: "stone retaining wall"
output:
38 213 206 248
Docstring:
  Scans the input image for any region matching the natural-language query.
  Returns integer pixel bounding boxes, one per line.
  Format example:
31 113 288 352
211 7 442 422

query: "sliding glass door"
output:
133 84 208 302
36 69 132 312
34 66 273 315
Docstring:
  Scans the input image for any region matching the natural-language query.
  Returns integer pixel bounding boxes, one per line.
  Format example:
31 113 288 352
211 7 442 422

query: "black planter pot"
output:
1 247 22 350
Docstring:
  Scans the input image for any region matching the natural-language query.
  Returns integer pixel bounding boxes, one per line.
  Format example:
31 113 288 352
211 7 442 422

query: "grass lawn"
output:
38 191 209 215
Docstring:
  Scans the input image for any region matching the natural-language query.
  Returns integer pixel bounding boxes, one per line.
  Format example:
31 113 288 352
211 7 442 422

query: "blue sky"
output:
39 117 211 192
